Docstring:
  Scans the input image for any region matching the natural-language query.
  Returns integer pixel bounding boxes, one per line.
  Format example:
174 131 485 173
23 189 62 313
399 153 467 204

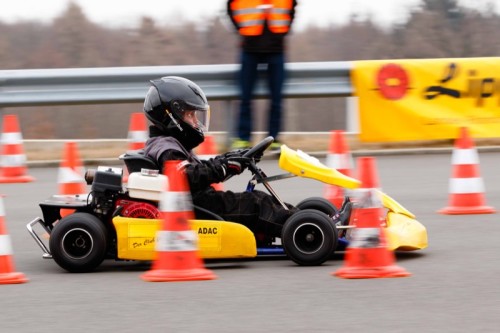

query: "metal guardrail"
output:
0 62 353 107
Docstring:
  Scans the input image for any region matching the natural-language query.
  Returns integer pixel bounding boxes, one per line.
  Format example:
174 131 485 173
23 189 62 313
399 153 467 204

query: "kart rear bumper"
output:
27 217 52 259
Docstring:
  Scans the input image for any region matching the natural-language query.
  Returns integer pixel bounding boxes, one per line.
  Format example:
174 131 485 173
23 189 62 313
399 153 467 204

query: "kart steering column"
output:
246 160 289 211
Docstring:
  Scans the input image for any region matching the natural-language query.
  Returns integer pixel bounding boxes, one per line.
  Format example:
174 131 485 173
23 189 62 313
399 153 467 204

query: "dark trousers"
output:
237 51 285 141
193 188 296 237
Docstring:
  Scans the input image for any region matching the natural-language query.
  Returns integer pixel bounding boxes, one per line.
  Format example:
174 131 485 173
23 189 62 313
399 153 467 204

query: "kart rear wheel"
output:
282 209 338 266
296 197 338 217
49 213 109 273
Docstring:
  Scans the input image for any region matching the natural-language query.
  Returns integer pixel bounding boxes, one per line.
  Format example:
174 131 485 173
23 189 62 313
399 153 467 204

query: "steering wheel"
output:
220 136 273 183
243 136 274 158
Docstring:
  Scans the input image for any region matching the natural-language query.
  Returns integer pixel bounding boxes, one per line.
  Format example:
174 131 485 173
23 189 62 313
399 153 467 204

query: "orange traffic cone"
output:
127 112 148 151
0 114 35 183
324 130 353 208
333 156 410 279
0 196 28 284
141 160 217 282
58 142 86 196
123 113 148 183
197 135 223 191
438 127 495 215
58 142 86 217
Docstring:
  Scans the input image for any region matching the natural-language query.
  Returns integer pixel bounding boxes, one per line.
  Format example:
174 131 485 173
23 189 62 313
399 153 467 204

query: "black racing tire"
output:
281 209 338 266
49 213 109 273
296 197 338 217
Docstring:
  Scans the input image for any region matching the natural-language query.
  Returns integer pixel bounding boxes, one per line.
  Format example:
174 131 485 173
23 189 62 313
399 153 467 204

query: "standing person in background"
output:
227 0 297 151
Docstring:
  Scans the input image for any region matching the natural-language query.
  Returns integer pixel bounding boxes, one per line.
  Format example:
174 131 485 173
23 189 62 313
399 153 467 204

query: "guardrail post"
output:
346 97 359 134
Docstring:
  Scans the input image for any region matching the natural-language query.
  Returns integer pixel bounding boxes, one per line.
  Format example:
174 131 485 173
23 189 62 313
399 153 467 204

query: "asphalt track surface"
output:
2 153 500 333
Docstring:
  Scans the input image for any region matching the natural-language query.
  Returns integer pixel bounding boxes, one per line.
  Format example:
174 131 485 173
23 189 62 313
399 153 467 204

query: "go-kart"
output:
27 137 427 273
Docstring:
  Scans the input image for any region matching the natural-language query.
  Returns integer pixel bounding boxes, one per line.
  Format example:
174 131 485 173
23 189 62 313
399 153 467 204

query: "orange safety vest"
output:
230 0 293 36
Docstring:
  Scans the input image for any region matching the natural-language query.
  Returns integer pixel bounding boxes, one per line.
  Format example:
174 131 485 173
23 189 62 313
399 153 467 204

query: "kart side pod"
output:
112 217 257 260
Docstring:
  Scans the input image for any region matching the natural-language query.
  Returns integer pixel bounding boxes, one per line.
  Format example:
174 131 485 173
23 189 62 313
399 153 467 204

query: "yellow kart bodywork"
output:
379 190 415 219
384 212 428 251
379 190 427 251
279 145 361 189
280 144 427 252
113 217 257 261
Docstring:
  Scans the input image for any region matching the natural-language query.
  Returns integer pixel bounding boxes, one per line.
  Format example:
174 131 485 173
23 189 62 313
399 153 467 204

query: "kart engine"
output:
85 166 165 218
85 166 124 216
115 199 160 219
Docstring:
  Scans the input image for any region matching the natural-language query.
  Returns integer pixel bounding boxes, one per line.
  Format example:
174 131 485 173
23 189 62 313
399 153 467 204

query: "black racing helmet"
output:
144 76 210 149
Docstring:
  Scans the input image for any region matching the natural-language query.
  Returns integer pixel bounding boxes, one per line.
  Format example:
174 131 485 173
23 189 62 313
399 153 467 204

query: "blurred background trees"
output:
0 0 499 139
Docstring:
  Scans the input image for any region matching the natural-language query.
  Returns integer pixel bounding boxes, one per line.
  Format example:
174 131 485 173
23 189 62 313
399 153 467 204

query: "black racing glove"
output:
214 153 251 178
222 155 251 176
222 148 262 163
222 149 250 159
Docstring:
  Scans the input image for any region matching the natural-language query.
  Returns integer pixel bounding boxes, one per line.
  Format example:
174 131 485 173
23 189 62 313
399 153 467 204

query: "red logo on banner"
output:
376 63 410 100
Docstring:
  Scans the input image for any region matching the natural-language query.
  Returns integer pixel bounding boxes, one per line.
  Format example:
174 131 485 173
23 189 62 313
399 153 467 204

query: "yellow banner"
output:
352 57 500 142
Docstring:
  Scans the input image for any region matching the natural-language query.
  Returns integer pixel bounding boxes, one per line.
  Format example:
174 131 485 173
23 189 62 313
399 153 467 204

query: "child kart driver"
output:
143 76 350 238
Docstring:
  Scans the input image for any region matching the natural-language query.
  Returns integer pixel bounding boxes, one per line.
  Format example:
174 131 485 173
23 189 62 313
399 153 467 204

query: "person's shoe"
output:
334 196 353 227
231 138 252 150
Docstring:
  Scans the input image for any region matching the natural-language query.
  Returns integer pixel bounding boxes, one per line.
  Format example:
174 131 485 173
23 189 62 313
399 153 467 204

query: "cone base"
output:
0 175 35 183
0 272 28 284
438 205 496 215
333 265 411 279
141 268 217 282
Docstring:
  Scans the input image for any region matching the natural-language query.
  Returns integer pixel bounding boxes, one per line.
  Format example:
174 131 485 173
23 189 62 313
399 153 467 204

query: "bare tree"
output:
3 0 500 138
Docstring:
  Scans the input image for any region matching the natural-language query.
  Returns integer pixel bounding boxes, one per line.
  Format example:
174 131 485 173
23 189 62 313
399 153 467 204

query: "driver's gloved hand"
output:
222 149 249 159
221 156 251 176
222 148 262 164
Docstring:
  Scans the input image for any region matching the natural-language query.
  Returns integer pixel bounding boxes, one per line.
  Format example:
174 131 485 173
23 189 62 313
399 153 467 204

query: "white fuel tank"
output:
127 169 168 201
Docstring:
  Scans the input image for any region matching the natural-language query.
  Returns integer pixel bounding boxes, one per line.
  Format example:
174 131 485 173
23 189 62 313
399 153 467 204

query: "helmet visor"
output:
181 106 210 133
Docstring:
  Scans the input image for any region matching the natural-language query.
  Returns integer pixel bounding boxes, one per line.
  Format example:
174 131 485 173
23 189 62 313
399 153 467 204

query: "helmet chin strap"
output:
166 109 183 132
164 108 203 150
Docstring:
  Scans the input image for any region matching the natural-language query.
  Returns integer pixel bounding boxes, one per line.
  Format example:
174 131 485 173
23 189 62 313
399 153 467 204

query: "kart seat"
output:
119 149 159 173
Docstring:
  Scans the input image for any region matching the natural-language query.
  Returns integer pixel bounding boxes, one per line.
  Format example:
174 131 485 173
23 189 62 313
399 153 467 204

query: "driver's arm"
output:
158 149 228 193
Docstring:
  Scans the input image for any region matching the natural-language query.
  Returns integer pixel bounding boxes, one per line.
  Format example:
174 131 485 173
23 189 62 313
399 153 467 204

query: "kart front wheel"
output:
49 213 109 273
296 197 338 217
282 209 338 266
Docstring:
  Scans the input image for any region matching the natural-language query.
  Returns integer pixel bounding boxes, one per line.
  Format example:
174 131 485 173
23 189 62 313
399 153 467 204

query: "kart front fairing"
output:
278 144 428 251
